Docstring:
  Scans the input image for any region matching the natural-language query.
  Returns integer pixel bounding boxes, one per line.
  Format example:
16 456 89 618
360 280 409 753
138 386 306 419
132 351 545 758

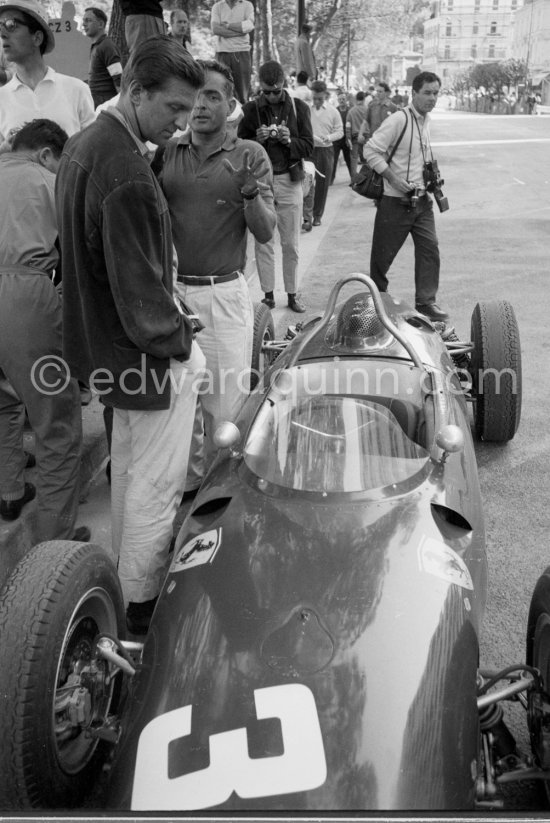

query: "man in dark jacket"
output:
56 36 205 635
238 59 313 312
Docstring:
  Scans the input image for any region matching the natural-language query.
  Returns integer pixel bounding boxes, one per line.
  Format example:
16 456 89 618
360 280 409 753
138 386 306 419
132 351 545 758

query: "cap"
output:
0 0 55 53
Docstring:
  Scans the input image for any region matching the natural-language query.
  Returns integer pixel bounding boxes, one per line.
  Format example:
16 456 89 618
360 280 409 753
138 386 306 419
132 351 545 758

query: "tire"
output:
0 540 125 809
526 567 550 803
250 302 276 390
470 300 522 442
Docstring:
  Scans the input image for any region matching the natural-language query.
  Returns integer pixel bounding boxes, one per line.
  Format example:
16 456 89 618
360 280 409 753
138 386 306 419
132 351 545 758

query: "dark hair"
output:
197 58 234 100
301 23 312 34
84 6 107 26
12 118 68 158
377 81 391 93
355 91 365 101
19 10 48 55
296 70 308 85
310 80 327 94
259 60 284 86
412 71 441 92
121 35 203 93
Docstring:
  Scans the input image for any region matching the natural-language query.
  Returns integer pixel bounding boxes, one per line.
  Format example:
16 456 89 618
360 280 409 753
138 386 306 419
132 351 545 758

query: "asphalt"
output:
0 169 352 588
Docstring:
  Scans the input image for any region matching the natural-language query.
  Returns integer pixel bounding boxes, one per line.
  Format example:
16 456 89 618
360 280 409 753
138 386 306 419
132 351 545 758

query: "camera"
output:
423 160 449 212
400 186 423 209
268 124 279 139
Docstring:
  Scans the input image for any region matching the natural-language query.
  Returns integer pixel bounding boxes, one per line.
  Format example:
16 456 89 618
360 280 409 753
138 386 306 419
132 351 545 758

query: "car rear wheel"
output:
526 567 550 805
251 302 276 390
470 300 521 442
0 540 125 809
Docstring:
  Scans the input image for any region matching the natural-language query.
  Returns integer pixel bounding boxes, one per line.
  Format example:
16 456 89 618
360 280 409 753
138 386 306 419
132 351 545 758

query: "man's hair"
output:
170 8 187 24
259 60 284 86
301 23 312 34
377 81 391 93
18 10 48 55
310 80 327 94
412 71 441 92
296 70 308 85
84 7 107 26
197 58 234 100
355 91 365 102
12 118 68 158
121 35 204 93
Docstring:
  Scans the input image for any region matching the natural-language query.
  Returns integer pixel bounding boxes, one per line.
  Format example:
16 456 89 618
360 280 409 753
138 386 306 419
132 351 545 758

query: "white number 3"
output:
131 684 327 810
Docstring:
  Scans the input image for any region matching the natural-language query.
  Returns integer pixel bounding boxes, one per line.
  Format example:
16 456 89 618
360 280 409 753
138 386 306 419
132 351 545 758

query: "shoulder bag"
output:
351 112 409 200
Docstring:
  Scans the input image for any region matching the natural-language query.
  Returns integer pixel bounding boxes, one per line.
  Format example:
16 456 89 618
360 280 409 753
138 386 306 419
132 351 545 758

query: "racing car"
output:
1 273 549 812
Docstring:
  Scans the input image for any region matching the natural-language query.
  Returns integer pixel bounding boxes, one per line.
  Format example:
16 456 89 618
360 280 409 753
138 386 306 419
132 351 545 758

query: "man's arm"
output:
102 180 193 360
235 145 275 244
364 112 412 195
103 40 123 91
288 97 313 160
211 2 254 37
325 108 344 142
77 81 96 130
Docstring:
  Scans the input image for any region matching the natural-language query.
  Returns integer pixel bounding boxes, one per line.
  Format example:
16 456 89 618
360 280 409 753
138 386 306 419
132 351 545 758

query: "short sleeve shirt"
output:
89 35 121 103
211 0 254 53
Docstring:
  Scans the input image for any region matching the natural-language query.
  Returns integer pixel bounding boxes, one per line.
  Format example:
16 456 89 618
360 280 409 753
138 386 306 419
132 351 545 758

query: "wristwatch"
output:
242 187 260 200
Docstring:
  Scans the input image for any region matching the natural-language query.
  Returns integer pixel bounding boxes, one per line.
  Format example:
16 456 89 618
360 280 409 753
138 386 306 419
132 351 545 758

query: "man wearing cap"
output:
0 0 94 148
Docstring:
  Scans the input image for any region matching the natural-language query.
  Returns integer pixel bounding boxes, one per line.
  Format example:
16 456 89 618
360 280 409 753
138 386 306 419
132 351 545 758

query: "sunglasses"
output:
262 88 284 97
0 17 30 33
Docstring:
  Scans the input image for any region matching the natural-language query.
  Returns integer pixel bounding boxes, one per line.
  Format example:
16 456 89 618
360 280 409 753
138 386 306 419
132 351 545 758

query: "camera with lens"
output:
400 185 423 209
423 160 449 212
268 124 279 139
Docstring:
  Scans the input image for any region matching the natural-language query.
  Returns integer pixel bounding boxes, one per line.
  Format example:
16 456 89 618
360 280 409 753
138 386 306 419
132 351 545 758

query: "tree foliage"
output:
453 58 527 97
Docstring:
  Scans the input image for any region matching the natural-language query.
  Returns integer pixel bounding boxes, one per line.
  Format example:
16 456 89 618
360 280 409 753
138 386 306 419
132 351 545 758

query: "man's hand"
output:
223 149 269 196
255 124 270 144
385 172 415 194
277 119 291 144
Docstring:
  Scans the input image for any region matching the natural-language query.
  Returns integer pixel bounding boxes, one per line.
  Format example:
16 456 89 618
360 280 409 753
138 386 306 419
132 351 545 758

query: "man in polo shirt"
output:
0 0 94 148
56 36 206 635
82 6 122 108
210 0 254 104
309 79 342 226
159 58 275 483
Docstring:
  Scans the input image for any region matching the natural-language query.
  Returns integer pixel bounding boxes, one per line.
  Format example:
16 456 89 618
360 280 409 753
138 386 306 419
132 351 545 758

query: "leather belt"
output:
178 271 241 286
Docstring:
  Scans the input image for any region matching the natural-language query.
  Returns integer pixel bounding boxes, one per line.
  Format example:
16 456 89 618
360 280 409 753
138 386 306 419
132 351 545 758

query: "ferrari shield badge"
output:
418 536 474 590
172 528 222 571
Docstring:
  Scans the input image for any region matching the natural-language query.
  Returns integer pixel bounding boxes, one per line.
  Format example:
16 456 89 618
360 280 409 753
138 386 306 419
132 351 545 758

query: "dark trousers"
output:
369 195 440 305
331 138 351 183
215 51 252 104
313 146 334 219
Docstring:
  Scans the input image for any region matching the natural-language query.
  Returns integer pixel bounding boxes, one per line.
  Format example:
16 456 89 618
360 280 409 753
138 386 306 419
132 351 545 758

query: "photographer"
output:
239 60 313 312
364 71 448 321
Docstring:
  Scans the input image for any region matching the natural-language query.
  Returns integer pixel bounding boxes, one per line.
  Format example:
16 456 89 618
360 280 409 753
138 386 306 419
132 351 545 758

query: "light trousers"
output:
111 342 205 604
255 172 303 295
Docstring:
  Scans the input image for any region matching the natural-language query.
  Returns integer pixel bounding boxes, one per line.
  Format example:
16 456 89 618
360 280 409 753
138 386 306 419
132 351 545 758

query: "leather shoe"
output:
126 597 158 635
261 296 275 310
288 295 306 313
415 303 449 321
0 482 36 521
312 217 321 226
301 221 312 232
72 526 91 542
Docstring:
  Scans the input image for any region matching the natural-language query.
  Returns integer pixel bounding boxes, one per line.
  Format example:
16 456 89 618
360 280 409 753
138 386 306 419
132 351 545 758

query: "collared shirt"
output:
0 66 94 143
364 98 400 135
0 152 58 272
310 101 343 147
364 105 430 197
160 131 274 278
345 103 367 138
211 0 254 53
89 34 122 106
291 84 312 103
107 106 153 159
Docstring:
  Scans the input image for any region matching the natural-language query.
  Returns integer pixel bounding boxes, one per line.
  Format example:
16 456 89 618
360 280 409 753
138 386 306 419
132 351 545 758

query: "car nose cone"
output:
261 606 335 676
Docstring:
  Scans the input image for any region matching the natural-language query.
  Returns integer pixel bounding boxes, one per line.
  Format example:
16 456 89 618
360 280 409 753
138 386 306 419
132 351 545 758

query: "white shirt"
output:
364 105 430 198
310 100 343 147
0 66 95 142
211 0 254 53
291 85 312 104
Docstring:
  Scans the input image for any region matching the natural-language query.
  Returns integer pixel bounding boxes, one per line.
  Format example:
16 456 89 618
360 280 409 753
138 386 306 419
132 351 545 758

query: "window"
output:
490 20 497 33
474 0 480 10
446 20 452 35
471 44 477 57
444 44 451 58
511 0 517 8
492 0 498 8
488 43 495 57
448 0 453 8
473 21 478 33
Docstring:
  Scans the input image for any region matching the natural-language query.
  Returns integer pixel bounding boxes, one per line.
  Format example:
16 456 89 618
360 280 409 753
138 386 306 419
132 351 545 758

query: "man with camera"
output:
364 71 449 321
239 60 313 313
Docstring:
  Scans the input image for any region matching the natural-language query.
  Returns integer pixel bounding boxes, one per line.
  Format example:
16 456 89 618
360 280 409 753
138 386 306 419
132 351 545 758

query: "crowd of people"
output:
0 0 448 635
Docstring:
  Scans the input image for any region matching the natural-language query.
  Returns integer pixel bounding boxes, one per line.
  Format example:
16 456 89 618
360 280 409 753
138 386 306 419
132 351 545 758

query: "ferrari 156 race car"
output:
1 273 549 812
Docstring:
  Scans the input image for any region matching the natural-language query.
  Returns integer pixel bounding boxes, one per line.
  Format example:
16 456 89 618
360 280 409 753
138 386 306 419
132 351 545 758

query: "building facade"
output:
512 0 550 94
423 0 524 82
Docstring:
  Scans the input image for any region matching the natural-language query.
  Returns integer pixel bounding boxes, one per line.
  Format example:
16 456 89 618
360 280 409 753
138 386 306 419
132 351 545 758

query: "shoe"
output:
25 451 35 468
312 217 322 226
301 221 312 232
287 295 306 313
126 597 158 636
72 526 91 542
0 482 36 521
415 303 449 321
261 296 275 310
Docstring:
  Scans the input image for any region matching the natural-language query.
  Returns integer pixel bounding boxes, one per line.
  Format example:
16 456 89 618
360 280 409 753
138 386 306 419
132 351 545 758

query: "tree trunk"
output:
109 0 129 66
